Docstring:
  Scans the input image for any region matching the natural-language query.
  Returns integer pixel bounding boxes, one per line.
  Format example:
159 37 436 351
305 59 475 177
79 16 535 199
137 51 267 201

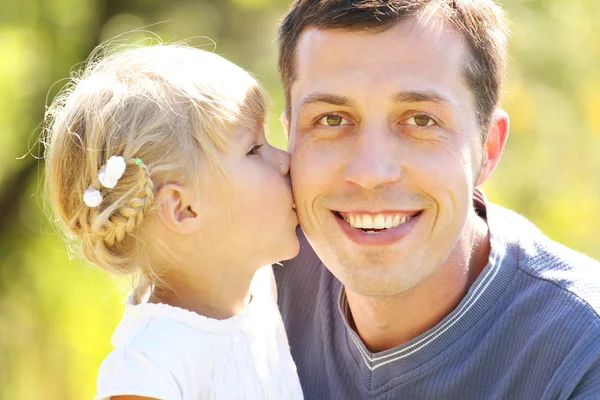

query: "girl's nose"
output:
276 147 291 175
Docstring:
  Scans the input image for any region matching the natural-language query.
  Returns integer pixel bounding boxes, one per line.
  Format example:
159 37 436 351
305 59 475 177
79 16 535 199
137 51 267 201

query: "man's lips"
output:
331 209 423 245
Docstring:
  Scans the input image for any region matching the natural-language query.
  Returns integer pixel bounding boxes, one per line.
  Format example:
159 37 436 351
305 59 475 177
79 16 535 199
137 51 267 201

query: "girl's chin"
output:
284 239 301 260
270 239 301 265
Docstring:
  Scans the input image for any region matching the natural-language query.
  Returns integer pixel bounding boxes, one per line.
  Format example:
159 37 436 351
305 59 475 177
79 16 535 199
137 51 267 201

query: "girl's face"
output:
194 124 299 270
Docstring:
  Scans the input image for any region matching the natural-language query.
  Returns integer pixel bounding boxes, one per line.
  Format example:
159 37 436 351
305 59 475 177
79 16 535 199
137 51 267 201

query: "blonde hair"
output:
43 43 267 287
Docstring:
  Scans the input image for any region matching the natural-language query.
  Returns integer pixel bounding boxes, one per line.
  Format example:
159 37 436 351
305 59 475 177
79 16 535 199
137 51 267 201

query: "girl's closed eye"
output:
247 144 263 156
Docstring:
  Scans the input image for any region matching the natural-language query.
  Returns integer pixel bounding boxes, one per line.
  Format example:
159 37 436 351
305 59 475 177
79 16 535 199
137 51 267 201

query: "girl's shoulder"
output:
95 307 232 400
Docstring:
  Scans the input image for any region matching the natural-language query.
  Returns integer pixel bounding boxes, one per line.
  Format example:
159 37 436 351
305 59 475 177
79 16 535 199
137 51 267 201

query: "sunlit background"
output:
0 0 599 398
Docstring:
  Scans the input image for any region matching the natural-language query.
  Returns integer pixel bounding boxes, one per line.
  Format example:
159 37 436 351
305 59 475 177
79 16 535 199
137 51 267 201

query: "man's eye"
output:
406 114 435 127
317 115 349 127
247 144 263 156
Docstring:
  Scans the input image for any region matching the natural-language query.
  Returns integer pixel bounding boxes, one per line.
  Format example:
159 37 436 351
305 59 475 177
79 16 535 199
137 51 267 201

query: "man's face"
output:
287 18 488 296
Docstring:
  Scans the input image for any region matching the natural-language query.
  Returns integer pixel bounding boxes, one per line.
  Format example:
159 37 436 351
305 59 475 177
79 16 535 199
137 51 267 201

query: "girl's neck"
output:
148 264 256 320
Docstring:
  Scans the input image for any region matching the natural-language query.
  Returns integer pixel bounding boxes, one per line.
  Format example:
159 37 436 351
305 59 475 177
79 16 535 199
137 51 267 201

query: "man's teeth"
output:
344 213 412 229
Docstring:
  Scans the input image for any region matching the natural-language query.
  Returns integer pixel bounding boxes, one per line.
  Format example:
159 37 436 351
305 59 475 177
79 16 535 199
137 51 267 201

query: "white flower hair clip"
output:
83 188 103 207
83 156 139 208
98 156 127 189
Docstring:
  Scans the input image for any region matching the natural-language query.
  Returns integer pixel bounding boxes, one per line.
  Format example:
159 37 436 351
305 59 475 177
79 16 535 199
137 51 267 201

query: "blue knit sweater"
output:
275 203 600 399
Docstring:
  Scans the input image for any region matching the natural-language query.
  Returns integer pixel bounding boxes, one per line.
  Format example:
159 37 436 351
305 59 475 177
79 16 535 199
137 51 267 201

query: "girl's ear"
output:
155 183 201 234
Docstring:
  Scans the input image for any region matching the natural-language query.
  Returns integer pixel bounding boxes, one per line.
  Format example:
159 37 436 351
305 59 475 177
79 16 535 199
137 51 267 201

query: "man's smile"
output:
331 209 424 245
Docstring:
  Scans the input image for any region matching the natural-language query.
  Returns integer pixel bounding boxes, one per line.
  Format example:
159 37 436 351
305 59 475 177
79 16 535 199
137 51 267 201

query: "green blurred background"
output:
0 0 598 398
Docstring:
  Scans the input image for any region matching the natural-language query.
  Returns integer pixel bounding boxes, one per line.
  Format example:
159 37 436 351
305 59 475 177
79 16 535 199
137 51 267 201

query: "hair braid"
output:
93 159 155 247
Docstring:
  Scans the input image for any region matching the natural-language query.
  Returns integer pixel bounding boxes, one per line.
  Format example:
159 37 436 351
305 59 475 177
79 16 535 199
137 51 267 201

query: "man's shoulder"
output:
490 203 600 320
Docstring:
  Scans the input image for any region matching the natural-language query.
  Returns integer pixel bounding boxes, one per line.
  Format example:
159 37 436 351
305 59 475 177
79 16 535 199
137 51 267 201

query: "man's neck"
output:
345 212 491 353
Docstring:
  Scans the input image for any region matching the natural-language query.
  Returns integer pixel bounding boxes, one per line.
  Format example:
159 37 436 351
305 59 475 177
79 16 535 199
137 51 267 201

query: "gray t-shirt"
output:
275 200 600 399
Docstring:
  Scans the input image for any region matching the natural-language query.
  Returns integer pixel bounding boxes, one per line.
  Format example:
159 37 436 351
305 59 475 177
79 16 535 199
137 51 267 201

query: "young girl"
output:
44 44 303 400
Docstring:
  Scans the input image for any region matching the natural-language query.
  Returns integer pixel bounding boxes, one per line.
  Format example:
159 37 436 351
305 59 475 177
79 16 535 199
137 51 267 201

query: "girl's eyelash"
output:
247 144 263 156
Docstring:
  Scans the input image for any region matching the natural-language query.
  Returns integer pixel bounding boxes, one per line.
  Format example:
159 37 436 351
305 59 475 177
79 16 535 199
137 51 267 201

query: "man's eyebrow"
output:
392 90 454 105
297 93 355 112
295 91 455 116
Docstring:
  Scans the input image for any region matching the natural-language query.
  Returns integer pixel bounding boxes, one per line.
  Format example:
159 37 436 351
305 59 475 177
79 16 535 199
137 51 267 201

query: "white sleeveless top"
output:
95 266 303 400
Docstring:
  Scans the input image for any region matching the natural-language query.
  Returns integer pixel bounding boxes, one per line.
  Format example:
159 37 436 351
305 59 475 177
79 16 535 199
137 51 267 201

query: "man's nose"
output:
342 127 402 189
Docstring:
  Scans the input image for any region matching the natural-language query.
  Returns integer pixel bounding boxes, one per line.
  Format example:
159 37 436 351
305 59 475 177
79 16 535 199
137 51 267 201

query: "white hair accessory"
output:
82 156 132 208
98 156 127 189
83 188 103 207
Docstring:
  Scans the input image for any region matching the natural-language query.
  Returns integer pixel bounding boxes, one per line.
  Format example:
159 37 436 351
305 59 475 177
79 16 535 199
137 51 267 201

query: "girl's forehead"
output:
232 121 265 140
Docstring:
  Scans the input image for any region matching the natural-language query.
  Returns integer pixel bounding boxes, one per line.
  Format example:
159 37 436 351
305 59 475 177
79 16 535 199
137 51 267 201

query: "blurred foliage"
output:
0 0 598 398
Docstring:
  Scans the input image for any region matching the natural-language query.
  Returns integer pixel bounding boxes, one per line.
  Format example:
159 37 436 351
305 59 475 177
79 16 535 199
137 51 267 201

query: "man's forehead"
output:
291 18 469 108
295 15 462 59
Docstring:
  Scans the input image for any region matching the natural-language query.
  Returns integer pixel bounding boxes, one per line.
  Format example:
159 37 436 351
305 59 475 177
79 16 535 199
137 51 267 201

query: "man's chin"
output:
341 274 419 298
326 258 415 291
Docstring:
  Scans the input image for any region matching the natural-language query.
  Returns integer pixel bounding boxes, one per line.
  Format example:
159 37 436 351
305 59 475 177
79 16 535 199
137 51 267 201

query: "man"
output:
273 1 600 399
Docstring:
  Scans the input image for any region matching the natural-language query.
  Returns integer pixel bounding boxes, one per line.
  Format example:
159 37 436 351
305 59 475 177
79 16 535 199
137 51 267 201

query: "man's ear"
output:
476 109 509 186
155 183 201 234
280 111 291 141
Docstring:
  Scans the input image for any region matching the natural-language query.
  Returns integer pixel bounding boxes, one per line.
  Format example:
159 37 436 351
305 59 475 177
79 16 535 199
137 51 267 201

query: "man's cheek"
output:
291 149 321 185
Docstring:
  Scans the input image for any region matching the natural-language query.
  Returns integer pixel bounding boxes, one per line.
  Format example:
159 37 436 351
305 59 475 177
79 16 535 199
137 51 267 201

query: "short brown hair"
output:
278 0 509 138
